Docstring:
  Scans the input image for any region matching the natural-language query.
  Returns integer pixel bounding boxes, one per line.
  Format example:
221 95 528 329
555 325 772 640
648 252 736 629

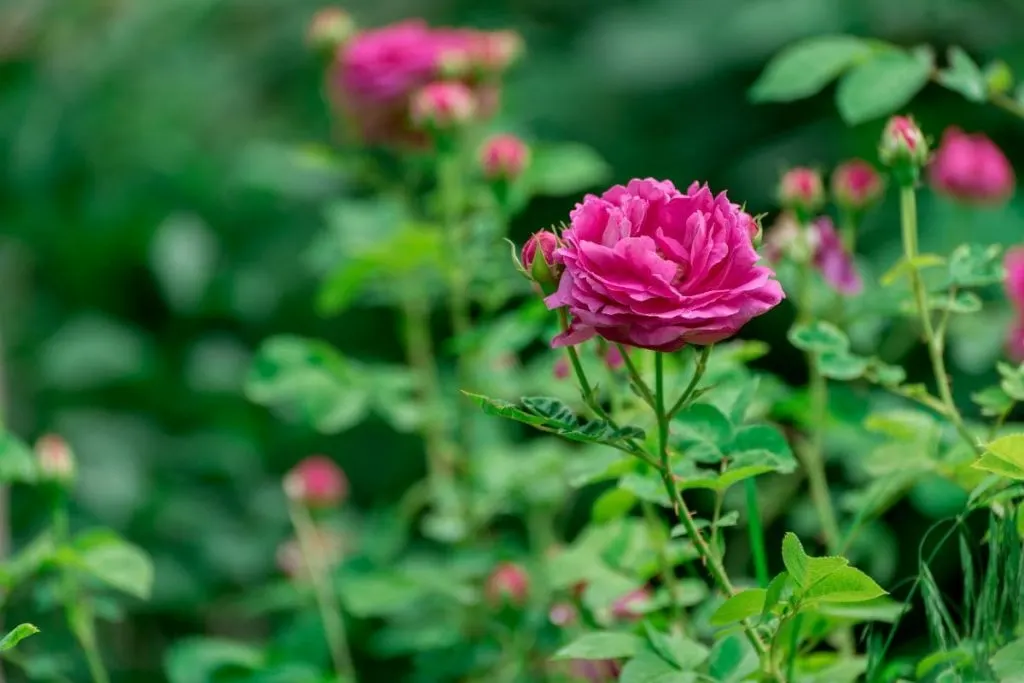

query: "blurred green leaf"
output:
948 243 1004 287
0 624 39 652
164 638 264 683
526 143 611 197
972 434 1024 480
750 36 874 103
788 321 849 354
936 47 986 103
710 588 766 625
836 48 933 124
592 487 638 522
67 529 154 599
818 351 869 381
0 431 37 484
618 651 690 683
552 631 643 660
642 622 709 669
990 637 1024 682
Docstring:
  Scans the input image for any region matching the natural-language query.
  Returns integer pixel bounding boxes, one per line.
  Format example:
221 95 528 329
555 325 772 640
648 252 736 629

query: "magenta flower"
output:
812 217 862 296
778 167 825 216
337 20 440 103
1005 247 1024 309
546 179 784 352
929 127 1015 205
410 81 476 130
604 344 625 371
284 456 348 508
552 356 570 380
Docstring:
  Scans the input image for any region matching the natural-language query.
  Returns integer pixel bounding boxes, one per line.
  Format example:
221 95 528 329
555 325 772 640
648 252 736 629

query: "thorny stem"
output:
289 503 357 683
899 187 981 454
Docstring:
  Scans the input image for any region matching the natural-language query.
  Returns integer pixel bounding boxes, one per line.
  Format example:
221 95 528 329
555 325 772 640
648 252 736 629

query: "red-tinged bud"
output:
479 134 530 182
548 602 578 627
880 115 929 185
610 587 651 621
485 562 529 607
35 434 75 485
778 167 825 219
831 159 884 212
519 230 563 294
410 81 476 131
283 456 348 508
306 8 356 54
474 30 524 72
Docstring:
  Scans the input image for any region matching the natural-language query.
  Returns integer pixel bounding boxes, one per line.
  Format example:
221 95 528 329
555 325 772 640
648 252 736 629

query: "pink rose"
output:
337 20 440 103
778 167 825 216
479 133 530 181
35 434 75 484
1005 247 1024 309
831 159 884 211
410 81 477 130
546 179 784 352
880 115 928 168
283 456 348 507
812 217 862 296
929 127 1015 205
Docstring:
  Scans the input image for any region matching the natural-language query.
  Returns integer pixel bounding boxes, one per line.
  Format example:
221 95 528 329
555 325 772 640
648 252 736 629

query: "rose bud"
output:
306 7 356 54
479 134 530 182
553 356 570 380
610 586 652 621
1005 247 1024 310
879 115 929 183
485 562 529 607
831 159 884 212
520 229 563 293
603 345 625 371
778 167 825 219
548 602 578 627
283 456 348 508
410 81 476 131
928 127 1015 205
35 434 75 485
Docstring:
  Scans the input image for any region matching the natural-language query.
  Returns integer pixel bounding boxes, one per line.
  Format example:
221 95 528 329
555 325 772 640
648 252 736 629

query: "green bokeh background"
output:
2 0 1024 679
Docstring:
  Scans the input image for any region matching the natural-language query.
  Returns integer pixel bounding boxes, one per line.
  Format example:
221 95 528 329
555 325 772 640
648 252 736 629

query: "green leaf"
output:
245 336 370 434
879 253 946 287
643 622 709 670
990 637 1024 682
731 424 797 473
936 47 987 103
466 393 644 447
818 351 869 381
814 597 907 623
927 291 982 314
788 321 849 354
750 36 874 102
0 431 38 484
710 588 767 626
836 48 933 124
761 572 790 619
619 651 692 683
0 624 39 652
527 143 611 197
999 361 1024 401
165 638 264 683
671 403 733 463
781 532 809 586
676 465 774 493
949 243 1004 287
552 631 644 660
864 359 907 387
803 566 887 603
592 487 637 522
66 530 154 599
972 434 1024 481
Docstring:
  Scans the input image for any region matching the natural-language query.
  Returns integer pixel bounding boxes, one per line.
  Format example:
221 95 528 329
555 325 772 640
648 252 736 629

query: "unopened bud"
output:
410 81 476 131
283 455 348 508
479 134 530 181
306 8 356 54
485 562 529 607
879 115 929 184
610 587 651 622
778 167 825 219
474 30 524 73
831 159 884 212
548 602 578 627
519 230 563 294
35 434 75 485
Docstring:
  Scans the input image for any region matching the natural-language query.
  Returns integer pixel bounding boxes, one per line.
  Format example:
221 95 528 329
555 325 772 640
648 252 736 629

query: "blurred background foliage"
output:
3 0 1024 679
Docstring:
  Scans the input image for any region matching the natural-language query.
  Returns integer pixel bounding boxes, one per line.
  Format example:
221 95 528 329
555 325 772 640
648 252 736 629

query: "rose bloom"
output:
929 127 1015 204
546 179 784 352
812 217 862 296
1005 247 1024 309
284 456 348 507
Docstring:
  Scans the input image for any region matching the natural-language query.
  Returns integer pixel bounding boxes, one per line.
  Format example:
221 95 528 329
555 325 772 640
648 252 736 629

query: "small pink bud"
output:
1008 319 1024 364
479 134 530 181
520 230 563 292
306 8 356 53
928 127 1015 205
831 159 884 211
473 30 524 72
553 356 570 380
1006 247 1024 310
548 602 578 627
35 434 75 484
610 587 651 621
410 81 476 131
283 456 348 508
879 115 929 174
778 167 825 217
485 562 529 607
604 345 624 371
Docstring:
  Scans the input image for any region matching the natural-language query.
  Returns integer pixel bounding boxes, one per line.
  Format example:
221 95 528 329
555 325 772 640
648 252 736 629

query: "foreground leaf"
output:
466 393 644 447
710 589 766 626
0 624 39 652
990 637 1024 682
803 566 887 603
973 434 1024 481
619 651 691 683
552 631 643 660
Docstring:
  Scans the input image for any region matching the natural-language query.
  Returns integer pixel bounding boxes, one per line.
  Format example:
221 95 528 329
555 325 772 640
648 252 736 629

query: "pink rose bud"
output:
778 167 825 217
306 8 356 53
485 562 529 607
604 345 624 371
1006 247 1024 310
479 134 530 181
831 159 884 211
283 456 348 508
35 434 75 484
410 81 476 131
1008 319 1024 364
610 587 651 621
474 30 524 72
928 127 1015 205
520 230 563 291
879 115 929 175
812 217 863 296
553 356 570 380
548 602 578 627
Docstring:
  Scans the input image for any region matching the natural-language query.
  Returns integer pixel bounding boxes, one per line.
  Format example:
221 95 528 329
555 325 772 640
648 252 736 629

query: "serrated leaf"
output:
465 393 644 447
781 532 809 586
836 48 933 124
0 624 39 652
750 36 875 102
671 403 733 463
936 47 987 103
710 589 766 626
803 566 887 603
731 424 796 473
973 434 1024 481
552 631 643 660
0 431 38 484
788 321 849 354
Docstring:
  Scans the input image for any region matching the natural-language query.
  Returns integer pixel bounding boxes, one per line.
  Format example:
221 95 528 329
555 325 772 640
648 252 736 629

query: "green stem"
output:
641 500 686 626
615 343 656 409
804 358 841 552
745 478 769 588
667 346 712 419
290 504 357 683
839 209 859 256
899 187 981 454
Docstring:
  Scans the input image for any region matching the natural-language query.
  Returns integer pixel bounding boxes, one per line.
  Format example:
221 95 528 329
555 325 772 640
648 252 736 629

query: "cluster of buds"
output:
283 455 349 508
35 434 75 486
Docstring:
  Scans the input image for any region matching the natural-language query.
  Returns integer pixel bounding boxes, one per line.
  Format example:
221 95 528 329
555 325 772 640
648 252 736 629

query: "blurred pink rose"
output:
778 167 825 216
479 133 530 181
284 456 348 507
812 217 862 296
929 127 1015 204
485 562 529 607
35 434 75 484
546 179 784 352
1005 247 1024 309
553 356 570 380
409 81 476 130
831 159 884 211
880 115 928 168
